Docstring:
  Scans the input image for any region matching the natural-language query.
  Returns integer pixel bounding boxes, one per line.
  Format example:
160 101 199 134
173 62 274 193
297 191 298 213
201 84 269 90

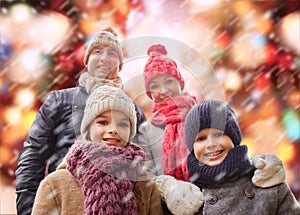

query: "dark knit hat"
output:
185 100 242 152
84 27 123 70
143 44 185 99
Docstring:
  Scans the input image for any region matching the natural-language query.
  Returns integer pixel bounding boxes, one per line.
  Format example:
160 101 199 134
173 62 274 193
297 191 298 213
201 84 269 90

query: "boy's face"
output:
87 45 120 79
193 128 234 166
88 110 131 147
148 74 182 102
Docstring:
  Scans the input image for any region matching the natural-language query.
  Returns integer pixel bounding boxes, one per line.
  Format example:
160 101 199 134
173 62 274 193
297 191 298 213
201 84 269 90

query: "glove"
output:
250 154 286 188
154 175 204 215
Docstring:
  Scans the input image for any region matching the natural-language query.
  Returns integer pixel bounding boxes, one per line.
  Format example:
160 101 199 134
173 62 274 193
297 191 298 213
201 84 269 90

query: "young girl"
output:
32 85 163 215
184 100 300 214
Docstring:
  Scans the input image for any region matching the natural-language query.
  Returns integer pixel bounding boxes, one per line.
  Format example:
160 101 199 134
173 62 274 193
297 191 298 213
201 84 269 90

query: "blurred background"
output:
0 0 299 213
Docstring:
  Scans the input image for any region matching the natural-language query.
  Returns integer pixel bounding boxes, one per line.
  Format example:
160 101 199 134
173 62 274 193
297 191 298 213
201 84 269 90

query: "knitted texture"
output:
151 93 197 181
80 85 136 141
251 154 286 188
185 100 242 152
188 145 255 187
84 27 123 70
155 175 204 215
143 44 185 99
78 72 123 95
66 141 145 215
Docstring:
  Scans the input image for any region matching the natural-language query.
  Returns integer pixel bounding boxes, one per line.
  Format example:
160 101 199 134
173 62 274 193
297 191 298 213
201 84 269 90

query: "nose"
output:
158 85 168 94
107 123 118 134
99 51 109 61
206 137 218 148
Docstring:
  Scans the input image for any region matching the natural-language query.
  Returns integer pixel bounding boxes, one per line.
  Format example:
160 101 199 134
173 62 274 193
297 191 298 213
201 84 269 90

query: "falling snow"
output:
0 0 299 214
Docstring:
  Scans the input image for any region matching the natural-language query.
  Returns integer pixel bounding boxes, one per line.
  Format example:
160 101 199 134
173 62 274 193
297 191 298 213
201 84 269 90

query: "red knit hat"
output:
143 44 185 99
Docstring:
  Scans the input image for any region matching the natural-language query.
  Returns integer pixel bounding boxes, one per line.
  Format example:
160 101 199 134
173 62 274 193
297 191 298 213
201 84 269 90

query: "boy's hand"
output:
251 154 286 188
155 175 204 215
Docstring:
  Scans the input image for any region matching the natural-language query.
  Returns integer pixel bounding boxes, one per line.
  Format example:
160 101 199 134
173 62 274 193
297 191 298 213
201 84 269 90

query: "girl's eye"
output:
196 136 206 142
97 120 108 126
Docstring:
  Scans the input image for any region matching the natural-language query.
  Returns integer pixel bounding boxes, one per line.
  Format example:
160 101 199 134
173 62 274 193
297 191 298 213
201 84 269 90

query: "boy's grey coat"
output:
196 176 300 215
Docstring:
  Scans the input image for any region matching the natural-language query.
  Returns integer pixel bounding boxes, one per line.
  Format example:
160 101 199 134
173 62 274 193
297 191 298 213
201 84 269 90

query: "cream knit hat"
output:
83 27 123 70
81 85 136 142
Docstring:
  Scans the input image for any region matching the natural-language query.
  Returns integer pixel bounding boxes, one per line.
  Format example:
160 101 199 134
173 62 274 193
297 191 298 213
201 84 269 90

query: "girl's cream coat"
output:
32 161 163 215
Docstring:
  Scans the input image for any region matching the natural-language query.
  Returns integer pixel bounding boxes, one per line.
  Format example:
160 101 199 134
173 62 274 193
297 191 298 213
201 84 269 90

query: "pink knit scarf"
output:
151 93 197 181
66 141 145 215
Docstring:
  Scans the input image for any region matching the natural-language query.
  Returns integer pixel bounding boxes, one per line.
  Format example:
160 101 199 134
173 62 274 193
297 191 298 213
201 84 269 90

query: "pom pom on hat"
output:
184 100 242 152
147 44 168 56
84 27 123 70
143 44 185 99
80 85 136 142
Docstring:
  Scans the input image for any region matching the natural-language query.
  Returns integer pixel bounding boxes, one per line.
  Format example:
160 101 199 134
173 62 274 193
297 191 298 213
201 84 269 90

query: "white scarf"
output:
78 72 123 94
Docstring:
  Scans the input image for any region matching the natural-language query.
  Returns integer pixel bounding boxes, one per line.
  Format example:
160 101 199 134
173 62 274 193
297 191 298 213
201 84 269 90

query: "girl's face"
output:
193 128 234 166
148 75 182 103
87 45 120 79
88 110 131 147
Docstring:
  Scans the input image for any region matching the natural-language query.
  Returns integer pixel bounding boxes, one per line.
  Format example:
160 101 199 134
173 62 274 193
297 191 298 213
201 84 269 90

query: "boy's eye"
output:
214 132 224 138
195 136 206 142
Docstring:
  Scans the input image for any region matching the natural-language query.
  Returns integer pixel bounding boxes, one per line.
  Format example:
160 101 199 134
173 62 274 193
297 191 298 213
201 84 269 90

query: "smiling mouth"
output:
159 95 171 101
103 138 120 145
96 65 111 70
204 150 224 158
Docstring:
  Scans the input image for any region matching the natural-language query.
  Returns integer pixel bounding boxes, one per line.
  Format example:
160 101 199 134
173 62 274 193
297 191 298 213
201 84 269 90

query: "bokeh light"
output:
223 70 243 91
14 88 36 109
7 49 50 84
0 1 299 213
278 11 300 55
229 31 268 69
3 107 21 126
282 110 300 141
9 3 33 24
25 11 73 54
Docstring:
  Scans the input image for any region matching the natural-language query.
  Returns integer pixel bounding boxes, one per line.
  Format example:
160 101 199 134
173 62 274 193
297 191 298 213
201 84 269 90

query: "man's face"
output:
87 45 121 79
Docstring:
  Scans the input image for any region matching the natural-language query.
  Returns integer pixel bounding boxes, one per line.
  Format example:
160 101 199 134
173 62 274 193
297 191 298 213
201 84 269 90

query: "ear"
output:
118 63 123 71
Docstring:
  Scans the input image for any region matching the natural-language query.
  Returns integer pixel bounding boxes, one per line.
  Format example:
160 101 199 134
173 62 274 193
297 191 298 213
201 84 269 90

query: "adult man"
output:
15 27 146 215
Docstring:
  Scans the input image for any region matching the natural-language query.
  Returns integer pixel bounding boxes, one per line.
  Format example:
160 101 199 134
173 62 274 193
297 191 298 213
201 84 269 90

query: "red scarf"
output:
151 93 197 181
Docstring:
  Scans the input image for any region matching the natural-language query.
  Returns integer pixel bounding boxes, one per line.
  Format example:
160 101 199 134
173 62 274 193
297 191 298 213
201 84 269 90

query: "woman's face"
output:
148 75 182 102
88 110 131 147
193 128 234 166
87 45 120 79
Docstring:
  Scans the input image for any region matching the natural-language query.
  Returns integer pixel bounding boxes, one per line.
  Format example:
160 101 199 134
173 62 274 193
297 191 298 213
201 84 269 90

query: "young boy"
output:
184 100 300 214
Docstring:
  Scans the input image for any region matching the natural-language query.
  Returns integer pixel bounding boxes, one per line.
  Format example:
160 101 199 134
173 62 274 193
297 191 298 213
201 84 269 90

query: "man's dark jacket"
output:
15 86 146 215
